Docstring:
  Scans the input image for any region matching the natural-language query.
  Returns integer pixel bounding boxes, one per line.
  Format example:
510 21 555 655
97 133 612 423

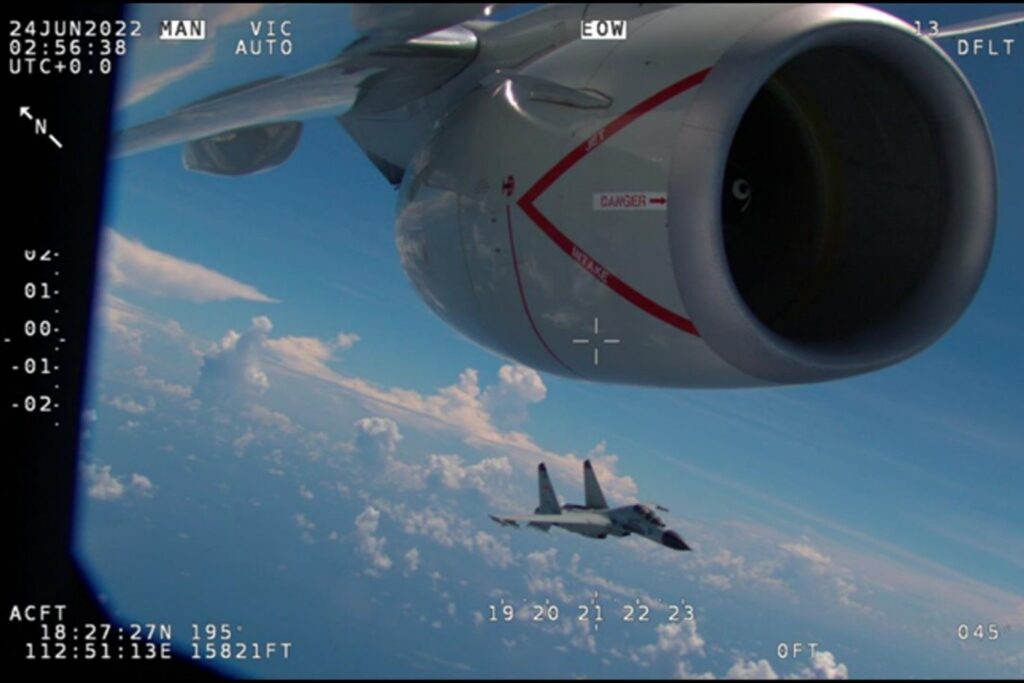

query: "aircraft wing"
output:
489 513 611 529
351 3 498 47
933 11 1024 38
114 4 490 162
116 61 368 157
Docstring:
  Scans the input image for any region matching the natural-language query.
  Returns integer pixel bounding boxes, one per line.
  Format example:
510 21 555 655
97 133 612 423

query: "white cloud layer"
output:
260 327 638 501
104 229 277 303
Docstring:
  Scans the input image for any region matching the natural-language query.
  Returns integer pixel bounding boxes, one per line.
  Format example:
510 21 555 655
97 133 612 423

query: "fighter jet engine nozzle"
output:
661 531 690 552
669 3 996 385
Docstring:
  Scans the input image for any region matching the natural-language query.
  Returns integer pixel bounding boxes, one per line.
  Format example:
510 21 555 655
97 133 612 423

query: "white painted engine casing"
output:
396 4 996 387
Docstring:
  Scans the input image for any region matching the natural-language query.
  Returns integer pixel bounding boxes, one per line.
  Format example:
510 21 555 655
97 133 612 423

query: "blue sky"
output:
76 4 1022 679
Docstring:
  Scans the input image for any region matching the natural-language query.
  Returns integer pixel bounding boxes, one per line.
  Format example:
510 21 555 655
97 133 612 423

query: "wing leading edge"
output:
114 5 486 163
489 513 610 529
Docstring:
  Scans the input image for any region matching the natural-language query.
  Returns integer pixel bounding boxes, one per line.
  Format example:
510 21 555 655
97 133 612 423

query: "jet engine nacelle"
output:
396 4 996 387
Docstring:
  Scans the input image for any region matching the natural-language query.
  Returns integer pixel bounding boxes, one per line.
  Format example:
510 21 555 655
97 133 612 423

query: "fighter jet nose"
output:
661 531 690 551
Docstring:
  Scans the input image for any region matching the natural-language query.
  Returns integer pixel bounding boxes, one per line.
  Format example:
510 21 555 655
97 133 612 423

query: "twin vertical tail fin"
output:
583 460 609 510
536 463 561 514
535 460 608 512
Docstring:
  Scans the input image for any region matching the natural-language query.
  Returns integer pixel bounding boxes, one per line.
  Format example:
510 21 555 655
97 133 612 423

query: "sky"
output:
75 4 1022 679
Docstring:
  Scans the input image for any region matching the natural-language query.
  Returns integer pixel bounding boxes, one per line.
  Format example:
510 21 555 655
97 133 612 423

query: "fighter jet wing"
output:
113 4 490 165
489 513 611 528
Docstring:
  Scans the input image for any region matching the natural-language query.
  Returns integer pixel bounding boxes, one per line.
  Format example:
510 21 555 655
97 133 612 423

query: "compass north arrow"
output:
20 107 62 148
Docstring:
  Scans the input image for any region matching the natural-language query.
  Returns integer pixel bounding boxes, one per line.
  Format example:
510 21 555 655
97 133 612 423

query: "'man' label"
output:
593 192 667 211
159 19 207 40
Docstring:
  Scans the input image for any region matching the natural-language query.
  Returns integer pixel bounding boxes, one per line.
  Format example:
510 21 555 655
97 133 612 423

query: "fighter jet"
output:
490 461 690 551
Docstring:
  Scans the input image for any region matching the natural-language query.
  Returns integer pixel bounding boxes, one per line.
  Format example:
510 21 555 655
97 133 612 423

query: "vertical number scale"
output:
9 248 63 426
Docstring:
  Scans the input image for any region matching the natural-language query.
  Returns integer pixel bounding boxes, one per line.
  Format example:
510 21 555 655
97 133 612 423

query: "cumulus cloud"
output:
630 620 708 678
676 660 717 679
368 498 519 572
637 621 706 661
352 417 512 502
622 618 712 679
204 316 636 502
265 336 332 366
295 512 316 544
565 553 669 616
83 465 154 501
130 473 155 496
335 332 361 350
524 548 572 603
104 229 277 303
263 343 638 501
83 300 1024 674
404 548 420 573
793 651 849 680
388 504 463 549
779 539 869 613
233 431 256 455
481 364 547 426
352 417 403 457
779 542 832 575
245 403 296 434
727 658 779 679
387 452 512 495
692 547 786 594
701 574 732 591
264 331 359 375
526 548 558 574
355 506 392 572
109 394 155 415
430 454 512 492
524 560 670 662
473 530 514 569
84 464 125 501
102 295 147 354
194 316 273 405
525 571 571 604
131 366 191 399
101 294 187 356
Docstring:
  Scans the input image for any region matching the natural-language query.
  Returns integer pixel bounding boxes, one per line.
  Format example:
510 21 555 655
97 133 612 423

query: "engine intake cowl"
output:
669 4 996 384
